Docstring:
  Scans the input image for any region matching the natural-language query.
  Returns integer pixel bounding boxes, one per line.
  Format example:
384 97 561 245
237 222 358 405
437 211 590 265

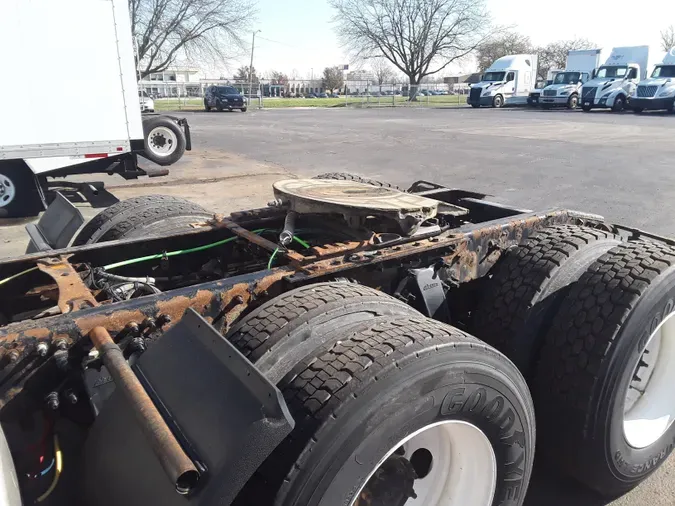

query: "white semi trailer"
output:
0 0 190 217
468 54 539 108
580 46 651 112
539 49 606 109
630 49 675 113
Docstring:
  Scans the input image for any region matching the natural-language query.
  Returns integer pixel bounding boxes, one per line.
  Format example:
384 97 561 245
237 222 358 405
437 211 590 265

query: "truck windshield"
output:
651 65 675 78
217 86 240 94
482 72 505 82
595 66 628 79
553 72 581 84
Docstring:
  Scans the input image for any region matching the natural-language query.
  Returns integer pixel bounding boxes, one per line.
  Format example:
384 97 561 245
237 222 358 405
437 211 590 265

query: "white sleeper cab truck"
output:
580 46 650 112
527 69 562 107
0 0 191 218
540 49 605 109
631 49 675 113
468 54 538 108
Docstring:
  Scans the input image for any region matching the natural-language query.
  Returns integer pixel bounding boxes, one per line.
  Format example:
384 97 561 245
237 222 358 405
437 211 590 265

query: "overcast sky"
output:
221 0 675 78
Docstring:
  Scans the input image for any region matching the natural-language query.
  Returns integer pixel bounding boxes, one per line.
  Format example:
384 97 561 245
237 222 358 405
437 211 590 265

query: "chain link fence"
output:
142 80 468 111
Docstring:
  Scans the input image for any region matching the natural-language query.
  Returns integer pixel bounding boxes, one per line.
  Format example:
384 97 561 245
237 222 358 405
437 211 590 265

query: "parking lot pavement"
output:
2 106 674 504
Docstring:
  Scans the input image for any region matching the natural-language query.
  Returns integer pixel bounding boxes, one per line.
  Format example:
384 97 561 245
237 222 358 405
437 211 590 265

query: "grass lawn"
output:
154 94 466 111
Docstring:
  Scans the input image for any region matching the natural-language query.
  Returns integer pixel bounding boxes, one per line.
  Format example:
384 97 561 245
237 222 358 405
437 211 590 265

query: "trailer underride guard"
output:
1 174 675 506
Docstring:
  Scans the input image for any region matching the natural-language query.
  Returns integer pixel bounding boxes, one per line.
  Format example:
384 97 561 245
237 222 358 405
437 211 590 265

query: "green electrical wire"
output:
103 228 266 270
0 266 38 287
0 230 312 286
267 248 280 269
104 231 310 271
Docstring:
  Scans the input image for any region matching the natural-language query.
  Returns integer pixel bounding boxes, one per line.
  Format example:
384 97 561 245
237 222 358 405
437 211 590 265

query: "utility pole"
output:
248 30 260 105
311 68 314 93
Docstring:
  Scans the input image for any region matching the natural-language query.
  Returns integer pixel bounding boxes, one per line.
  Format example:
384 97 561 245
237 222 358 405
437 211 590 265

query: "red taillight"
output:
84 153 109 159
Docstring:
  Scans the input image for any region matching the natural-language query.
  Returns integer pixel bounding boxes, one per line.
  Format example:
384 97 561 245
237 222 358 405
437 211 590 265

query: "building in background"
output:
138 67 202 97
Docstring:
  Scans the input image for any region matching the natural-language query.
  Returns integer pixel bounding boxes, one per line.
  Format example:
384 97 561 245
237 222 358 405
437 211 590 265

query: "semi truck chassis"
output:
0 175 674 506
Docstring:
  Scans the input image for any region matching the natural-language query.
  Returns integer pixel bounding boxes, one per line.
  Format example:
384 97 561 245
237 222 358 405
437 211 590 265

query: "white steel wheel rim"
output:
0 174 16 207
624 310 675 449
147 126 177 157
350 420 497 506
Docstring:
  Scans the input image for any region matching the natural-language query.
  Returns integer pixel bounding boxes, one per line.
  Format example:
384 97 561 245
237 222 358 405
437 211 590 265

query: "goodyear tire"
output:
234 315 536 506
72 195 212 245
227 282 419 383
472 225 620 377
535 241 675 496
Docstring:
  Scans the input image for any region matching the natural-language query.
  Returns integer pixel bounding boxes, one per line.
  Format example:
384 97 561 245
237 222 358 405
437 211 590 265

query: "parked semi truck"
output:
527 68 563 107
468 54 538 107
580 46 651 112
540 49 605 109
631 49 675 112
0 0 190 218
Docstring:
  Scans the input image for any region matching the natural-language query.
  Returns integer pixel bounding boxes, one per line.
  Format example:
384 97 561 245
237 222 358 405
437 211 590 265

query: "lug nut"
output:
45 392 59 410
157 314 172 327
64 390 78 405
36 342 49 357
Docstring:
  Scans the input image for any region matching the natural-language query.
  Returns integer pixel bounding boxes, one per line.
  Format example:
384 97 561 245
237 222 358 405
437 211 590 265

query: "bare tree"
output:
537 38 597 80
476 31 534 72
371 58 394 91
323 66 345 92
330 0 491 98
266 70 289 85
235 66 258 84
130 0 254 78
661 25 675 52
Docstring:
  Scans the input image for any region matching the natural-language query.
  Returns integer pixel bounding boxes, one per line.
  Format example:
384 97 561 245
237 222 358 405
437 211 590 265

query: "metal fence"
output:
145 81 468 112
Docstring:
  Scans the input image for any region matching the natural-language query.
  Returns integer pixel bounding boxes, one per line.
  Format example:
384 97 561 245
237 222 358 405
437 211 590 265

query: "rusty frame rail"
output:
0 208 603 408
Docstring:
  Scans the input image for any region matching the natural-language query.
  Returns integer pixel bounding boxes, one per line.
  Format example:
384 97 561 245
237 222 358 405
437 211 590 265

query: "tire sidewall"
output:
493 95 504 108
142 117 185 165
568 94 578 109
596 266 675 486
283 348 533 506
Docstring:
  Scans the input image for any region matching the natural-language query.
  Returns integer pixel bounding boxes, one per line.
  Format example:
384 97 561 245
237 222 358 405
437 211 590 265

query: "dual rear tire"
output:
229 282 536 506
474 225 675 497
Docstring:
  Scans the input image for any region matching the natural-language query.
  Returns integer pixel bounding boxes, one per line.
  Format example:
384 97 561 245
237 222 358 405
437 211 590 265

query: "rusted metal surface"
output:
0 267 291 407
37 257 98 313
310 240 370 258
217 217 306 264
89 326 199 494
0 205 605 409
289 210 579 282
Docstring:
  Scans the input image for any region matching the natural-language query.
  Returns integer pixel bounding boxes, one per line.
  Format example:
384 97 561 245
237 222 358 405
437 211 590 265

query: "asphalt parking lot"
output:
3 105 675 505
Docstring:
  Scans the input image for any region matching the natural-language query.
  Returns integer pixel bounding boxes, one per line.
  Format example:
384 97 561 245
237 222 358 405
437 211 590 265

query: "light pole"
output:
248 30 260 104
310 68 314 93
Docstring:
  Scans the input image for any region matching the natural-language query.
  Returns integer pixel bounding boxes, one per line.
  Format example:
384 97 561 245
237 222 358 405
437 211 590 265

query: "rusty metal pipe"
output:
88 326 199 494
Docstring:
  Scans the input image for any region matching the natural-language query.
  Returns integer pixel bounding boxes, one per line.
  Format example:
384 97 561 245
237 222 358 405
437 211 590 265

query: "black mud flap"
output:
82 309 294 506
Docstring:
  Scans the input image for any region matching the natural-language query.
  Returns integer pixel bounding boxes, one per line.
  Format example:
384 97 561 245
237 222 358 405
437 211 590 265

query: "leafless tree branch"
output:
330 0 491 96
130 0 255 77
661 25 675 52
